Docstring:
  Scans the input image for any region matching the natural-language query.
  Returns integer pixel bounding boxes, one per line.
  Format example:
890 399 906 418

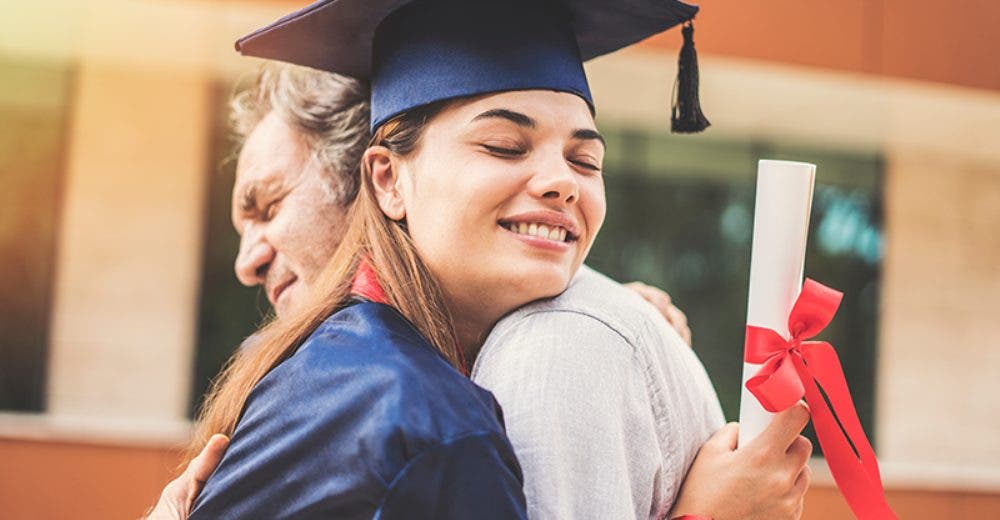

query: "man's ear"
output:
364 145 406 221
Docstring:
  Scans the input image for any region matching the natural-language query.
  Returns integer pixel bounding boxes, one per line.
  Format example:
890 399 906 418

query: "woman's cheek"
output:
581 178 607 239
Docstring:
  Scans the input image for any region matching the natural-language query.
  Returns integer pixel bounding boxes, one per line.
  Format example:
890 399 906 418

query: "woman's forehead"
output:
448 90 596 129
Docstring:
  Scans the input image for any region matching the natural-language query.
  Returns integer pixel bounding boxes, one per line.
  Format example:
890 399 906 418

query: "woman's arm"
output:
375 431 528 520
140 430 527 520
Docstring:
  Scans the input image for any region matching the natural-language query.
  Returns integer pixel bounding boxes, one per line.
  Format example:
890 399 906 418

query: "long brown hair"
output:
186 101 457 464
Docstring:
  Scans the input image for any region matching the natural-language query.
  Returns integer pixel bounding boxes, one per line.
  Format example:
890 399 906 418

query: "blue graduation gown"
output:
189 301 528 519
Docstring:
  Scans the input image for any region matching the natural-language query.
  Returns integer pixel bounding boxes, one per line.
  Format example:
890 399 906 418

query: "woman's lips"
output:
498 210 580 240
500 223 573 252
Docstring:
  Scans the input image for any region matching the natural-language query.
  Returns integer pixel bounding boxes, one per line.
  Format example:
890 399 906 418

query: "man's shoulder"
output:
493 265 663 346
474 267 668 382
475 265 699 386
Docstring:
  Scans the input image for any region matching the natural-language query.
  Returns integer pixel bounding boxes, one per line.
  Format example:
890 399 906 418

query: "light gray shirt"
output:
471 266 725 520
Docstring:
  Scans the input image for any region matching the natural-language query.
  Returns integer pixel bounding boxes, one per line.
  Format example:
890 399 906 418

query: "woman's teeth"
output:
507 222 569 242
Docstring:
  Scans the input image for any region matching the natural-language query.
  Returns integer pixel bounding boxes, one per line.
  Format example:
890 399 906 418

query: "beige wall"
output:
880 150 1000 469
46 62 212 420
2 1 281 423
8 0 274 423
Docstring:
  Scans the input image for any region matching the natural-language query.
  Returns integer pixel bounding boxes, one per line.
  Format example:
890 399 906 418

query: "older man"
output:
147 64 809 520
227 65 369 317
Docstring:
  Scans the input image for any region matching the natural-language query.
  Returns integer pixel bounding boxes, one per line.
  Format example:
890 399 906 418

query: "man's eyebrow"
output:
238 184 259 214
471 108 536 128
573 128 606 148
238 175 286 216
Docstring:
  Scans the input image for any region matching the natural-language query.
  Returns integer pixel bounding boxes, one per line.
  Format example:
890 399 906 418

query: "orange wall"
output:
807 485 1000 519
259 0 1000 91
1 439 998 520
641 0 1000 92
0 439 183 520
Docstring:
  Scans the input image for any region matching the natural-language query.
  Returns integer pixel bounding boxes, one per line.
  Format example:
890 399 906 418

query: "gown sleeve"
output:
374 431 528 520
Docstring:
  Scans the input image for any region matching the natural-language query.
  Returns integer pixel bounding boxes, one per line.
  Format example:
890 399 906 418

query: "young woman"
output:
186 1 812 519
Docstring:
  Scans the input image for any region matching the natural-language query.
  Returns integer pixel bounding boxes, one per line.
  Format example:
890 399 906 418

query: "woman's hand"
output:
669 403 813 520
624 281 692 345
142 434 229 520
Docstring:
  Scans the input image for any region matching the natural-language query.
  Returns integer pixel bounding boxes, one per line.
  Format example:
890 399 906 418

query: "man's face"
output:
231 110 348 317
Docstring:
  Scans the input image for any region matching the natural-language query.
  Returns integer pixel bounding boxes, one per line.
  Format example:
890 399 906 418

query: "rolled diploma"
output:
738 160 816 447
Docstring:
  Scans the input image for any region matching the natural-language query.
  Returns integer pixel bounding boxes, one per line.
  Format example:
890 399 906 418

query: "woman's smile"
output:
498 209 580 252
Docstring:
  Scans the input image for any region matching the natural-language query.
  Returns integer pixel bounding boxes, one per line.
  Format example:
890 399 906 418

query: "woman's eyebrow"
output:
470 108 603 147
471 108 536 128
573 128 606 149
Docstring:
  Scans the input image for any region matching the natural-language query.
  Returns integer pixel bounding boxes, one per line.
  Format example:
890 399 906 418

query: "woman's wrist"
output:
668 496 715 520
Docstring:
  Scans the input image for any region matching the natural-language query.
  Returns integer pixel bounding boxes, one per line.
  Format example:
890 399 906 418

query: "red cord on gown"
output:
350 259 469 374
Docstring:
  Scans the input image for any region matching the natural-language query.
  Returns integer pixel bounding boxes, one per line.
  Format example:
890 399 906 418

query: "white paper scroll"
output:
737 160 816 447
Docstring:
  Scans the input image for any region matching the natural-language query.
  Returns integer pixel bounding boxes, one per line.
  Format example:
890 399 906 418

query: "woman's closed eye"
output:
569 155 602 172
481 143 526 157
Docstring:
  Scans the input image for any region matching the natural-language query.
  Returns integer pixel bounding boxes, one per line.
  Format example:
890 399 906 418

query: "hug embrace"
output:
146 1 813 519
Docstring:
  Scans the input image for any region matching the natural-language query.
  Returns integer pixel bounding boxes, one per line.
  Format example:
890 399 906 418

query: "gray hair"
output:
230 63 371 205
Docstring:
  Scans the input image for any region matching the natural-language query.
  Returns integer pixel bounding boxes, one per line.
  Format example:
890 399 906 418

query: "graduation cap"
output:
236 0 709 133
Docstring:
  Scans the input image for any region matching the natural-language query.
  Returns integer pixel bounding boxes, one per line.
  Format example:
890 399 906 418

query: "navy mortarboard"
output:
236 0 709 133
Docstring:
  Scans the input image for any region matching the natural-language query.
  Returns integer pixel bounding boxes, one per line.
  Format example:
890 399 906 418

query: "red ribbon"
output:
745 279 896 519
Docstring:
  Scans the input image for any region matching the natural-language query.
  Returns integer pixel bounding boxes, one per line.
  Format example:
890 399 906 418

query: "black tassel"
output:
671 21 710 133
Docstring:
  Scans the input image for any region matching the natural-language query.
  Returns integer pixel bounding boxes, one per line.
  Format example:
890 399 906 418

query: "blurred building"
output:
0 1 998 518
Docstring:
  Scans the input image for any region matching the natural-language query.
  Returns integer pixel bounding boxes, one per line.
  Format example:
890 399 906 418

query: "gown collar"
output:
350 258 469 375
350 259 389 305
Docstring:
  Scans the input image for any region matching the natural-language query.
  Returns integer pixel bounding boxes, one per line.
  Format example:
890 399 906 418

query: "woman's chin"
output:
510 270 573 303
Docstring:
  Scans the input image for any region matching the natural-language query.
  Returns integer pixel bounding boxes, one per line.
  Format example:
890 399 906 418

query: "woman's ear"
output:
364 145 407 221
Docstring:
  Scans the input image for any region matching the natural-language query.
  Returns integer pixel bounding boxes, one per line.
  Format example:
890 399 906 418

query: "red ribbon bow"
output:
745 279 896 520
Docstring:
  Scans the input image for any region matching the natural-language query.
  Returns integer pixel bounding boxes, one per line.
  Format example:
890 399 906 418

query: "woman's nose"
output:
528 157 579 205
234 226 275 287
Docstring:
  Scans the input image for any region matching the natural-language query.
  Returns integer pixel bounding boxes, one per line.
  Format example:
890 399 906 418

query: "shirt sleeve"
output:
374 431 528 520
473 311 664 520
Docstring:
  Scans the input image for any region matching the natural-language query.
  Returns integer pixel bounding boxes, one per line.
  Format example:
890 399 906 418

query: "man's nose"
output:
528 155 580 205
234 227 275 287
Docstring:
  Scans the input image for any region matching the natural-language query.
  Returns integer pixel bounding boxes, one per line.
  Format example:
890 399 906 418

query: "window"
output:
0 60 73 412
589 126 883 448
